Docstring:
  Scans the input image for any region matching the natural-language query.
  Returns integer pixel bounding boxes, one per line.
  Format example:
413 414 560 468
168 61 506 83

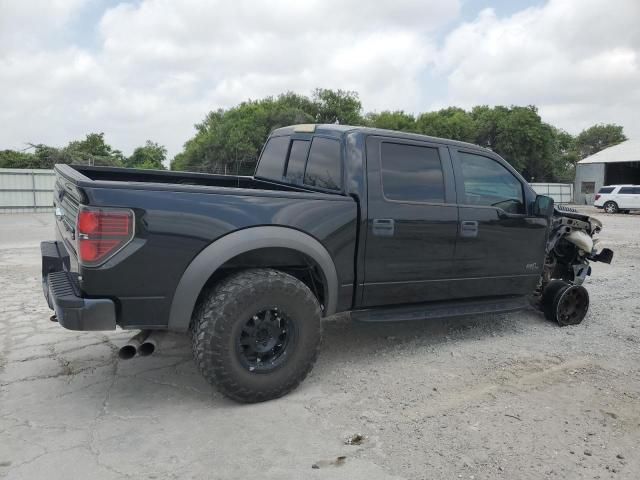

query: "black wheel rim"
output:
236 307 297 373
556 286 589 325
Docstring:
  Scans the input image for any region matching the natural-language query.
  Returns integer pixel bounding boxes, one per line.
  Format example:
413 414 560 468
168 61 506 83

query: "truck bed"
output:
71 165 313 194
51 164 358 330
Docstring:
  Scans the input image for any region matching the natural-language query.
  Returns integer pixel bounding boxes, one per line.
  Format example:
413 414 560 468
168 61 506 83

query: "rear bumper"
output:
41 241 116 331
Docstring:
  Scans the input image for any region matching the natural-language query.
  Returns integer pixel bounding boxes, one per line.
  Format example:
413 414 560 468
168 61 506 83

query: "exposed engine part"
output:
565 230 593 253
572 264 591 286
534 207 613 307
555 204 579 213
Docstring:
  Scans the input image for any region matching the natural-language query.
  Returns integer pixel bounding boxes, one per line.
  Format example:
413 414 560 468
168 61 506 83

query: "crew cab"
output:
41 124 613 402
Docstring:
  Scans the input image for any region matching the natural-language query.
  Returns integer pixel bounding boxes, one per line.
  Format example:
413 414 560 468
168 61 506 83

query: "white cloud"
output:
0 0 458 157
436 0 640 137
1 0 639 161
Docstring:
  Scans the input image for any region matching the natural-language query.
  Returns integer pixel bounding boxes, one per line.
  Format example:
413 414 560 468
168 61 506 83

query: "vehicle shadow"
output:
106 307 551 406
319 309 547 360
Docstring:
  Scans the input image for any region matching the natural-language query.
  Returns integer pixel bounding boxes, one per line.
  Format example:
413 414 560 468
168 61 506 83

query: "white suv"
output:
594 185 640 213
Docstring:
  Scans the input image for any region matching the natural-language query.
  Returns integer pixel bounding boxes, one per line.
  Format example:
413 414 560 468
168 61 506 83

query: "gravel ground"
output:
1 208 639 479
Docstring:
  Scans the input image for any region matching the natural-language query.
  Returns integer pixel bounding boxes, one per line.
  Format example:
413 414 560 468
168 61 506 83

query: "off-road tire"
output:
191 269 322 403
604 201 618 214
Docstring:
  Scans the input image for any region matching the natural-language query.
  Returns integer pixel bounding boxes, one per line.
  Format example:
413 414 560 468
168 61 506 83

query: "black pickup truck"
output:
42 124 613 402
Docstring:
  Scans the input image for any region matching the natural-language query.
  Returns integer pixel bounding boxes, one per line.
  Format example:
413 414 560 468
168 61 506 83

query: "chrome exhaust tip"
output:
138 331 165 357
118 330 151 360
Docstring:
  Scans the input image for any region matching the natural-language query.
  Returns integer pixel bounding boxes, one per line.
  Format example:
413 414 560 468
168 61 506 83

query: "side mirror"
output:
533 195 554 217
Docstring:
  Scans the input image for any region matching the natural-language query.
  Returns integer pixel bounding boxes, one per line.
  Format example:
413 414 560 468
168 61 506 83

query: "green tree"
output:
0 133 127 169
0 144 75 169
0 150 38 168
311 88 363 125
171 92 316 173
469 105 558 181
65 133 124 166
574 124 627 160
416 107 477 143
126 141 167 169
168 89 627 182
549 128 579 181
365 111 416 132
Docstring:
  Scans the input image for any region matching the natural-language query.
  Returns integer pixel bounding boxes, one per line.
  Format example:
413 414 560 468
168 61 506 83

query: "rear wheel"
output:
191 269 322 403
604 201 618 214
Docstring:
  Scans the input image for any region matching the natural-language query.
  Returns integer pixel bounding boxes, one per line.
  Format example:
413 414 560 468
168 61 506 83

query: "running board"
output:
352 296 530 323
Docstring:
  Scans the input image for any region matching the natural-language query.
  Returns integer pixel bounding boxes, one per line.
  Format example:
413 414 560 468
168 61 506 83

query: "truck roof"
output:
271 124 489 152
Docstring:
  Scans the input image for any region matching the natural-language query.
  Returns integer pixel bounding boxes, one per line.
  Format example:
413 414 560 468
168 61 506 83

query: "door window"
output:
380 142 445 203
458 152 524 214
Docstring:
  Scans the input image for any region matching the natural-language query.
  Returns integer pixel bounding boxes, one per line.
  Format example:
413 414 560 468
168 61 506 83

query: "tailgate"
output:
53 172 82 259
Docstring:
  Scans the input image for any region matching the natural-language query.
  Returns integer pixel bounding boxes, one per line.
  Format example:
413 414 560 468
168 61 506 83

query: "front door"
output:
361 136 459 307
616 186 640 209
449 148 548 299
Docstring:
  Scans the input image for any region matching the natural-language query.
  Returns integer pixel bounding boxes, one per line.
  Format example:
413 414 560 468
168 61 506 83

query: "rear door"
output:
449 148 548 299
361 136 458 306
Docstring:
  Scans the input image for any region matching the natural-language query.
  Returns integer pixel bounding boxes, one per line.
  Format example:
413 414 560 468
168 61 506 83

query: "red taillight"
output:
595 194 601 200
77 207 134 265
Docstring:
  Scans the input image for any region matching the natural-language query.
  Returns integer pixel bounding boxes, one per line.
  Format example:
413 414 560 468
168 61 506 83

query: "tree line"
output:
0 134 167 170
1 89 627 181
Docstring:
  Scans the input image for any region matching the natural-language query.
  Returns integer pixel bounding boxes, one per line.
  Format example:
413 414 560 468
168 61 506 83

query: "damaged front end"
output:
534 205 613 325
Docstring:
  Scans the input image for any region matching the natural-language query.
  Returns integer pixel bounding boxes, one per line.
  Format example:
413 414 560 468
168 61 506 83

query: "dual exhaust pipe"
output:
118 330 164 360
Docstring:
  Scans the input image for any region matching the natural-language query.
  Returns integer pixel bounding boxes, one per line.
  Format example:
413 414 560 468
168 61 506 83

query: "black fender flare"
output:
167 226 339 331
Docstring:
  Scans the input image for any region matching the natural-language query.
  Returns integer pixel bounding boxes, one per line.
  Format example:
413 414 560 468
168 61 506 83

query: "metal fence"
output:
0 169 55 213
529 183 573 204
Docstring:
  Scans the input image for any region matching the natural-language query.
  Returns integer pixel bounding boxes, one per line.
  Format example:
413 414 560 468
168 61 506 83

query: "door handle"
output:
460 220 478 238
372 218 394 236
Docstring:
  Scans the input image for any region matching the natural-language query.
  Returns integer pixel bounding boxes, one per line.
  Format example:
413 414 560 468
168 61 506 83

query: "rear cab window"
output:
285 140 310 184
255 136 290 181
304 137 342 191
255 134 343 192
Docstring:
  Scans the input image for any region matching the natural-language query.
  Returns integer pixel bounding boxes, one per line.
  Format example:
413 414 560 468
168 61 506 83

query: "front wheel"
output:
604 201 618 214
191 269 322 403
541 280 589 326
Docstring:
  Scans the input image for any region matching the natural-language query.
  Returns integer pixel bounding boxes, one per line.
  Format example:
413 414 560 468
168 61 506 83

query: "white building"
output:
574 139 640 204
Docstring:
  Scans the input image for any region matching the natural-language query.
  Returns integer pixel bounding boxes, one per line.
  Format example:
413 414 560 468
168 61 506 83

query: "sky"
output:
1 0 639 159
